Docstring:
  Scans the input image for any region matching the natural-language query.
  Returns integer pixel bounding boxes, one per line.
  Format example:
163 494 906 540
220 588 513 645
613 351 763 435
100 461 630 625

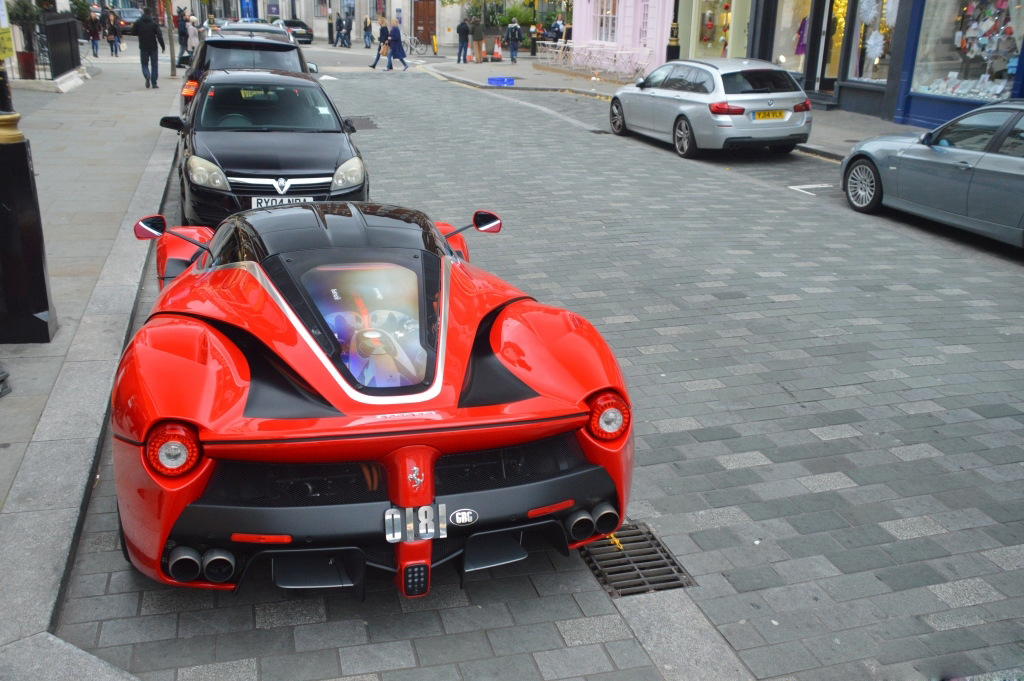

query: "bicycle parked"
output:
402 34 427 56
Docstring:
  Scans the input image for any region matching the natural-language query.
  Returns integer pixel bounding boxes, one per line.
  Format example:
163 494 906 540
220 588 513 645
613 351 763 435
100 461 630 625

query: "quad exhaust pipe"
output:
167 546 202 582
592 502 620 535
203 548 236 583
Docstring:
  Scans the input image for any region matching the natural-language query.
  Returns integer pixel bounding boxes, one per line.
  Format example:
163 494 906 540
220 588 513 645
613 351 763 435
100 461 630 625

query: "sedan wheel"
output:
845 158 883 213
674 117 698 158
610 100 628 136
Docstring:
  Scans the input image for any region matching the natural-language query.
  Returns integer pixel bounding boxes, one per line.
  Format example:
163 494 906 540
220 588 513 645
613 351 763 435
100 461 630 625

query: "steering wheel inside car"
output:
217 113 252 127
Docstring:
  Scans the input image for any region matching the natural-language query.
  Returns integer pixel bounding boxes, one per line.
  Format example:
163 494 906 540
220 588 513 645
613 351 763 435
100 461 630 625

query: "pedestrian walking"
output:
177 9 189 58
133 7 165 88
105 12 121 56
368 16 389 68
85 12 101 57
504 17 521 63
456 17 469 63
342 13 353 47
385 18 408 71
333 14 343 46
470 17 484 64
186 16 199 62
363 15 372 48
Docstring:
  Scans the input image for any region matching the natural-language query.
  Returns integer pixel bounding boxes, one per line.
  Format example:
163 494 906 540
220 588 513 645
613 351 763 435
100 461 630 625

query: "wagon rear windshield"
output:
722 70 800 94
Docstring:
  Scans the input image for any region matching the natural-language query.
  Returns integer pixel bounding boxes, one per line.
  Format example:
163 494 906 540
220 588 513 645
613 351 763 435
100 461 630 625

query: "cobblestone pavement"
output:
57 69 1024 680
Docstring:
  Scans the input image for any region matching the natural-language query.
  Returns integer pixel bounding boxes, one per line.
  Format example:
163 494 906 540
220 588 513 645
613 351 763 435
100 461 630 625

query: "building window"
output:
846 0 894 82
593 0 618 42
771 0 812 72
314 0 327 18
638 0 649 46
692 0 751 59
911 0 1020 100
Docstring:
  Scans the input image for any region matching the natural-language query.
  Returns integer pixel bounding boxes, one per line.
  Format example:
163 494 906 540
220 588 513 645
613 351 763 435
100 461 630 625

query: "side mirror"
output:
307 62 318 73
635 77 646 88
342 118 357 134
134 215 166 240
473 210 502 234
920 131 933 146
159 115 186 132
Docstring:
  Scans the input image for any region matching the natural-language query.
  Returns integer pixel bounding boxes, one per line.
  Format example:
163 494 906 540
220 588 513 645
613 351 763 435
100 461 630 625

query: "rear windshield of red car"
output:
722 70 800 94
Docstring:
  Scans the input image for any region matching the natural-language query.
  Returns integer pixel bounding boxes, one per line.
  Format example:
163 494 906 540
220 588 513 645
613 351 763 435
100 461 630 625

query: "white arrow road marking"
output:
318 74 338 80
788 184 833 195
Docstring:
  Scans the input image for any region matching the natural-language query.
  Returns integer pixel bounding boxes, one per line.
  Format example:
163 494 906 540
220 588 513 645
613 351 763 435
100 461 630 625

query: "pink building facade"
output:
568 0 675 75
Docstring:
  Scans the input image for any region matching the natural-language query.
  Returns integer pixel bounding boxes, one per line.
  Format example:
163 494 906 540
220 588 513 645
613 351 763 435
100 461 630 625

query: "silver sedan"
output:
841 101 1024 247
610 58 813 158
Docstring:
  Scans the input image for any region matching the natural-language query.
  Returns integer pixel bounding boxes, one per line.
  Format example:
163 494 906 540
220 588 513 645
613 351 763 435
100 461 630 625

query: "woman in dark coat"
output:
385 18 408 71
369 16 389 68
105 12 121 56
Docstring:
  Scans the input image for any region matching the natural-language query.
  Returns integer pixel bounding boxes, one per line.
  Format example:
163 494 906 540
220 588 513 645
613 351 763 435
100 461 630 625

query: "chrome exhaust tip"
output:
565 509 595 542
167 546 202 582
202 548 236 583
592 502 620 535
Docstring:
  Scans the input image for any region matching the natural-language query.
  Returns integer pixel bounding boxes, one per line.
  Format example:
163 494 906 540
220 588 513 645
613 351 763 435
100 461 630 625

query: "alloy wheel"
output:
674 119 692 157
610 101 625 135
846 164 876 208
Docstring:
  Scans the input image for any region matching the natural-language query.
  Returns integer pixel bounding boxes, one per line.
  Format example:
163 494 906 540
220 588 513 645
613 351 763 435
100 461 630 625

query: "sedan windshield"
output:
197 83 341 132
722 70 800 94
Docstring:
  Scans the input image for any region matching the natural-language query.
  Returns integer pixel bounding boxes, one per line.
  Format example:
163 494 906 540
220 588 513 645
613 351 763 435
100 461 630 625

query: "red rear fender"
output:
492 300 629 406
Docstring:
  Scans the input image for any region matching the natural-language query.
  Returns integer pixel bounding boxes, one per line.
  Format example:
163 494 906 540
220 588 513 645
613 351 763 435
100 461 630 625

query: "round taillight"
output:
146 422 201 476
588 391 631 440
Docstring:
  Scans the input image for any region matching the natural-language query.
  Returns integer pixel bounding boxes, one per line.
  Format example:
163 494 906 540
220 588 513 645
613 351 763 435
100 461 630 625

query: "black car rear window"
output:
284 20 309 28
722 70 800 94
205 43 302 71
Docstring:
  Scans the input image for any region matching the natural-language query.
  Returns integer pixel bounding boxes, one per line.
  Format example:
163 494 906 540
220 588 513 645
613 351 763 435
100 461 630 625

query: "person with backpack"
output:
504 17 522 63
456 17 469 63
133 7 165 88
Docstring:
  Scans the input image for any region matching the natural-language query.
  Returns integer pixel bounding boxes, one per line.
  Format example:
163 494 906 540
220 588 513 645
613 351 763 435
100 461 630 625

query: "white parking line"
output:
788 184 833 195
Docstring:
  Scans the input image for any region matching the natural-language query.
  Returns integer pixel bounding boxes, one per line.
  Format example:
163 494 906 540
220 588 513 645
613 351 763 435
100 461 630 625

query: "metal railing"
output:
8 13 81 81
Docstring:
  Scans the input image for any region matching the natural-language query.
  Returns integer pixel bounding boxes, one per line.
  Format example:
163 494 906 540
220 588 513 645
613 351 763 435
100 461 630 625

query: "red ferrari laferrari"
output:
112 202 633 598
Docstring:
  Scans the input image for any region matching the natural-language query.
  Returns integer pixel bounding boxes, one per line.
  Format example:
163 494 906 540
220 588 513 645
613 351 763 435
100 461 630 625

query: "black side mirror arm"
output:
444 224 474 239
167 228 212 254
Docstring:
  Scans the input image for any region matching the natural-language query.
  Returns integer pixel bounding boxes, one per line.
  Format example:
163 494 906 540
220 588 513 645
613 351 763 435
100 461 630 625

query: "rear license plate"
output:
252 196 314 208
384 504 448 543
754 110 786 120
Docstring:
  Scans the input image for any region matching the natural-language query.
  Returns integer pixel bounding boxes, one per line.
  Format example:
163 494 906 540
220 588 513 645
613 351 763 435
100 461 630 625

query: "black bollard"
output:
0 112 58 343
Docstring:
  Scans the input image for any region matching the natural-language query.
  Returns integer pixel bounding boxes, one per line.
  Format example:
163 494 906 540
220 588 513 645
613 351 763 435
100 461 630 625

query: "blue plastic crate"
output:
487 77 514 87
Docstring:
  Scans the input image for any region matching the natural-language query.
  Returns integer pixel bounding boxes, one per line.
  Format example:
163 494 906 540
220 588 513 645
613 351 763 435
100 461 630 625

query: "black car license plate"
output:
384 504 448 543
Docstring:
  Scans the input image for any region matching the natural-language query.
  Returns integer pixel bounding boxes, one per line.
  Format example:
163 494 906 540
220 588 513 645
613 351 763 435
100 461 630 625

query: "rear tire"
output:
769 143 796 154
844 158 883 213
610 99 628 136
673 117 699 158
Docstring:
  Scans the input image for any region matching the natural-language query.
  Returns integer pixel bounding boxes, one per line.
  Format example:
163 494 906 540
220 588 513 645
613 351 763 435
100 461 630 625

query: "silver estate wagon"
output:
841 100 1024 247
610 58 813 158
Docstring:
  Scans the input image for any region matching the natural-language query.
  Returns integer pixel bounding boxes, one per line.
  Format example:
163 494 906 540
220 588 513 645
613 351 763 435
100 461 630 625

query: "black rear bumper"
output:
722 133 808 149
169 463 618 578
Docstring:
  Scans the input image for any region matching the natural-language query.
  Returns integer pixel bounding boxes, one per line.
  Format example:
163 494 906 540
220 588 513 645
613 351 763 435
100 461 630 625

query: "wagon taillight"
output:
146 422 201 476
587 391 631 440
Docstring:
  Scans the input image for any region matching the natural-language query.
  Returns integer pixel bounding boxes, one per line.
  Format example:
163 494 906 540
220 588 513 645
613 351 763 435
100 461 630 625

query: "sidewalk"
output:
0 58 179 678
424 59 927 160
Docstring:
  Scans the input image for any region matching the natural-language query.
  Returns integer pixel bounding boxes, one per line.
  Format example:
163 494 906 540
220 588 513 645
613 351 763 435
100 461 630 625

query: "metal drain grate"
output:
579 522 695 597
346 117 378 130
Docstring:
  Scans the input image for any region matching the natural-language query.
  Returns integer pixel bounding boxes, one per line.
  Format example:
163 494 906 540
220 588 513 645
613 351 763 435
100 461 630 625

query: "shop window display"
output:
911 0 1020 100
772 0 812 73
848 0 896 82
692 0 750 58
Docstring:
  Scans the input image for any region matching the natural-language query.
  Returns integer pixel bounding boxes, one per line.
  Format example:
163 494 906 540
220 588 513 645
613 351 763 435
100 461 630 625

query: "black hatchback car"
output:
161 71 369 227
180 33 317 112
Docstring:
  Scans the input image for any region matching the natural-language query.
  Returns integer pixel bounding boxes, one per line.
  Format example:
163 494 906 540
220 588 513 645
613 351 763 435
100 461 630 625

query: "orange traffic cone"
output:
492 39 503 62
466 47 473 62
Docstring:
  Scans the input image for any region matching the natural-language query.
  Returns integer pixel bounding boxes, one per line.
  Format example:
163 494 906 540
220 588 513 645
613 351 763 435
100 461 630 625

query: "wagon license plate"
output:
384 504 448 543
252 196 314 208
754 110 786 120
